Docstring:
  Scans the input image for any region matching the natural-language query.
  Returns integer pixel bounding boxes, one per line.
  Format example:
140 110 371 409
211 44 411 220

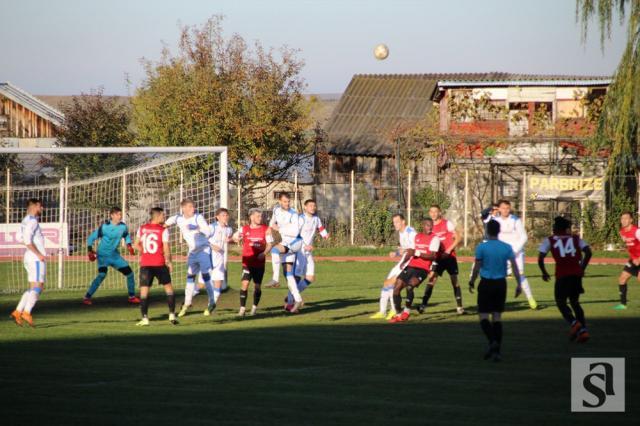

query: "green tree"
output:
54 88 136 178
576 0 639 238
132 16 311 189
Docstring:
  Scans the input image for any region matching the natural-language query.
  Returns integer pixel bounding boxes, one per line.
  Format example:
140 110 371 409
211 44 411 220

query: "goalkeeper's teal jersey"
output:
87 221 132 256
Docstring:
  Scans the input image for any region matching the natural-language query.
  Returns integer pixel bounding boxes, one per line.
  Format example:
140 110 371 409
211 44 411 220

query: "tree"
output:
576 0 639 237
54 88 136 178
132 16 312 190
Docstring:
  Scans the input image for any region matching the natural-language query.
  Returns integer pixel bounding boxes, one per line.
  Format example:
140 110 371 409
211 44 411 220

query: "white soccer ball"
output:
374 44 389 60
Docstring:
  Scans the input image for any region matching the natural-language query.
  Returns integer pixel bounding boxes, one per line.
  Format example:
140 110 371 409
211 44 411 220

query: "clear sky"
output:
1 0 628 96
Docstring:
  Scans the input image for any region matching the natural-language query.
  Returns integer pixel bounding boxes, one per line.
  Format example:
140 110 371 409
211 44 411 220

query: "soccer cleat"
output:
168 313 179 325
527 297 538 310
82 297 93 306
250 305 257 316
385 311 396 320
136 318 150 327
569 321 583 341
289 301 302 314
369 312 386 319
389 311 410 323
21 312 34 327
492 352 503 362
128 296 141 304
613 304 627 310
284 303 294 312
576 329 590 343
266 280 280 288
177 304 191 317
238 307 246 317
416 304 426 314
484 341 500 360
204 302 216 316
456 307 466 315
10 310 23 326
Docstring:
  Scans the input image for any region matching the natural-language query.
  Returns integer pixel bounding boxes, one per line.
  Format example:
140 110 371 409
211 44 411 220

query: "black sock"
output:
421 285 434 306
393 294 402 313
556 298 575 324
570 298 586 327
480 319 494 343
492 321 503 346
167 293 175 314
405 286 414 309
240 289 248 308
141 297 149 317
619 285 627 305
453 285 463 308
253 288 262 306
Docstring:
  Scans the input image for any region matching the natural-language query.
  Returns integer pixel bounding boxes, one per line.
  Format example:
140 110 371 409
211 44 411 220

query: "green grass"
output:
0 261 637 425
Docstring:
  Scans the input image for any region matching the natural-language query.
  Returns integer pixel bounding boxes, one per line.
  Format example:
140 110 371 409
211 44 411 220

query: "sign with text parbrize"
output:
527 175 604 201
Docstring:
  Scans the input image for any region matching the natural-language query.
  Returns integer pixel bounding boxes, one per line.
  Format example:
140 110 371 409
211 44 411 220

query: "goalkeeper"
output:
82 206 139 305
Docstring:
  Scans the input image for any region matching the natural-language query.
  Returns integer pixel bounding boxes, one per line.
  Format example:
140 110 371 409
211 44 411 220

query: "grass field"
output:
0 261 638 425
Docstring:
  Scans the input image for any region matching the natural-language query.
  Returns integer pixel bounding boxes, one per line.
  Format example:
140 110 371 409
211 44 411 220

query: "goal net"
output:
0 147 228 294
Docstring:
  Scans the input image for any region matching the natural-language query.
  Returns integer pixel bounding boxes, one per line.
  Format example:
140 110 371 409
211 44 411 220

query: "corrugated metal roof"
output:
325 73 611 157
0 82 64 126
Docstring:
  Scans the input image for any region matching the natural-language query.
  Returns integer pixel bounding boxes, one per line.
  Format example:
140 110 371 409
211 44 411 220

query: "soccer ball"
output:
374 44 389 60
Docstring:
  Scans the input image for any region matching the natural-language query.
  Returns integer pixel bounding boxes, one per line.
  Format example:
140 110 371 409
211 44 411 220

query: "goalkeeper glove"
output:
87 248 97 262
127 244 135 256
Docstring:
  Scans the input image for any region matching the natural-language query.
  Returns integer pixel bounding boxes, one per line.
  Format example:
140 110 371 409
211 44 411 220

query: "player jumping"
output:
134 207 178 326
235 208 272 316
370 213 416 320
200 208 233 308
83 206 139 305
266 193 297 288
10 198 45 327
538 216 592 342
389 217 442 323
493 199 537 309
165 198 215 317
616 211 640 310
418 204 464 315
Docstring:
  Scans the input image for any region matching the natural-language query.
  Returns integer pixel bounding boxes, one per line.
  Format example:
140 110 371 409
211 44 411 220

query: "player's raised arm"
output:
196 214 212 237
164 214 178 228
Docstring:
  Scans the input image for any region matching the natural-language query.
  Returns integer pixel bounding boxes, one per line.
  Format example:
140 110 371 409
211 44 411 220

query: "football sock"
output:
253 288 262 306
569 298 585 326
405 286 415 309
86 271 107 297
520 277 533 299
125 273 135 297
492 321 503 346
271 255 281 282
392 293 402 313
167 293 176 313
285 273 302 302
480 319 494 343
24 287 41 314
379 286 392 313
213 288 222 304
184 280 195 306
16 290 29 312
619 284 627 305
556 298 575 324
453 284 463 307
140 297 149 317
240 289 248 308
421 284 434 306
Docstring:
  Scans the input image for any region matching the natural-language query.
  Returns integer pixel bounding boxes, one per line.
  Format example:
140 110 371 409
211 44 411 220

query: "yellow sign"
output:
528 175 604 200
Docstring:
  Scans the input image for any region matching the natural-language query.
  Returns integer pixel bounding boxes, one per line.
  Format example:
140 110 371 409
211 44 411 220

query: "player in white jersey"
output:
493 199 537 309
165 198 215 317
199 208 233 306
284 199 329 309
370 213 416 320
266 193 298 288
11 198 45 327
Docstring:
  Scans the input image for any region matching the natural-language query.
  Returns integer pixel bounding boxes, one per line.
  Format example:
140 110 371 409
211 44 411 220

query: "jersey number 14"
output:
553 238 576 258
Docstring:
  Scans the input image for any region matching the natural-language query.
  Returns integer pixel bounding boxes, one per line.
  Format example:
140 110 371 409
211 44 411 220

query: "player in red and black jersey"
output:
616 211 640 310
389 217 442 323
538 217 592 342
233 208 273 316
134 207 177 326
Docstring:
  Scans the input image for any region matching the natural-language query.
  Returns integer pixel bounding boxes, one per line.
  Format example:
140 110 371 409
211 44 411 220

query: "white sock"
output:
213 288 221 304
184 281 195 306
24 288 41 313
271 255 281 282
520 277 533 299
379 287 389 313
286 274 302 302
16 290 29 312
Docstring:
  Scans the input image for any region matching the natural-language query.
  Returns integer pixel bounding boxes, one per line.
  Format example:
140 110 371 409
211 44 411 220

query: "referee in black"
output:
469 220 522 361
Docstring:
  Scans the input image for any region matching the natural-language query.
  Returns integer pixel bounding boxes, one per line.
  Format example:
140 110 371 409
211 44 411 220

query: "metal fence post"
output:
58 178 64 289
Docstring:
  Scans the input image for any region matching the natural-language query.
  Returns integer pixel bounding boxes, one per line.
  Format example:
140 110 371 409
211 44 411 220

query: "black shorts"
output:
398 266 429 286
623 259 640 276
433 256 459 276
477 278 507 313
555 275 584 300
241 266 265 284
139 266 171 287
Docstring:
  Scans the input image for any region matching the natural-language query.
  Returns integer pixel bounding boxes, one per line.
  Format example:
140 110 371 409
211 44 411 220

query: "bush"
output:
414 184 451 211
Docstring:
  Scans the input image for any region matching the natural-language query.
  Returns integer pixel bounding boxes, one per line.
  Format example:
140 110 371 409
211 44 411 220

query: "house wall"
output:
0 95 57 138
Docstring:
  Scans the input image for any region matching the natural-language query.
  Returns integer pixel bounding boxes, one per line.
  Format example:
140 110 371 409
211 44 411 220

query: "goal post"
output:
0 146 228 294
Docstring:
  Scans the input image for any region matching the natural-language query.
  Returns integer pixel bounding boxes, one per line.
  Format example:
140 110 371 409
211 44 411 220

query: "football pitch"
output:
0 261 637 425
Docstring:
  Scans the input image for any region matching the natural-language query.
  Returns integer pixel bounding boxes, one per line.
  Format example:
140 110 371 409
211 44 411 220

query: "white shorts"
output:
282 237 303 263
386 254 409 280
24 256 46 283
294 250 315 277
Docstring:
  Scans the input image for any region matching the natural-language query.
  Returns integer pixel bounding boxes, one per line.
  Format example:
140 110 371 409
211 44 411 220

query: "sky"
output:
0 0 629 96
